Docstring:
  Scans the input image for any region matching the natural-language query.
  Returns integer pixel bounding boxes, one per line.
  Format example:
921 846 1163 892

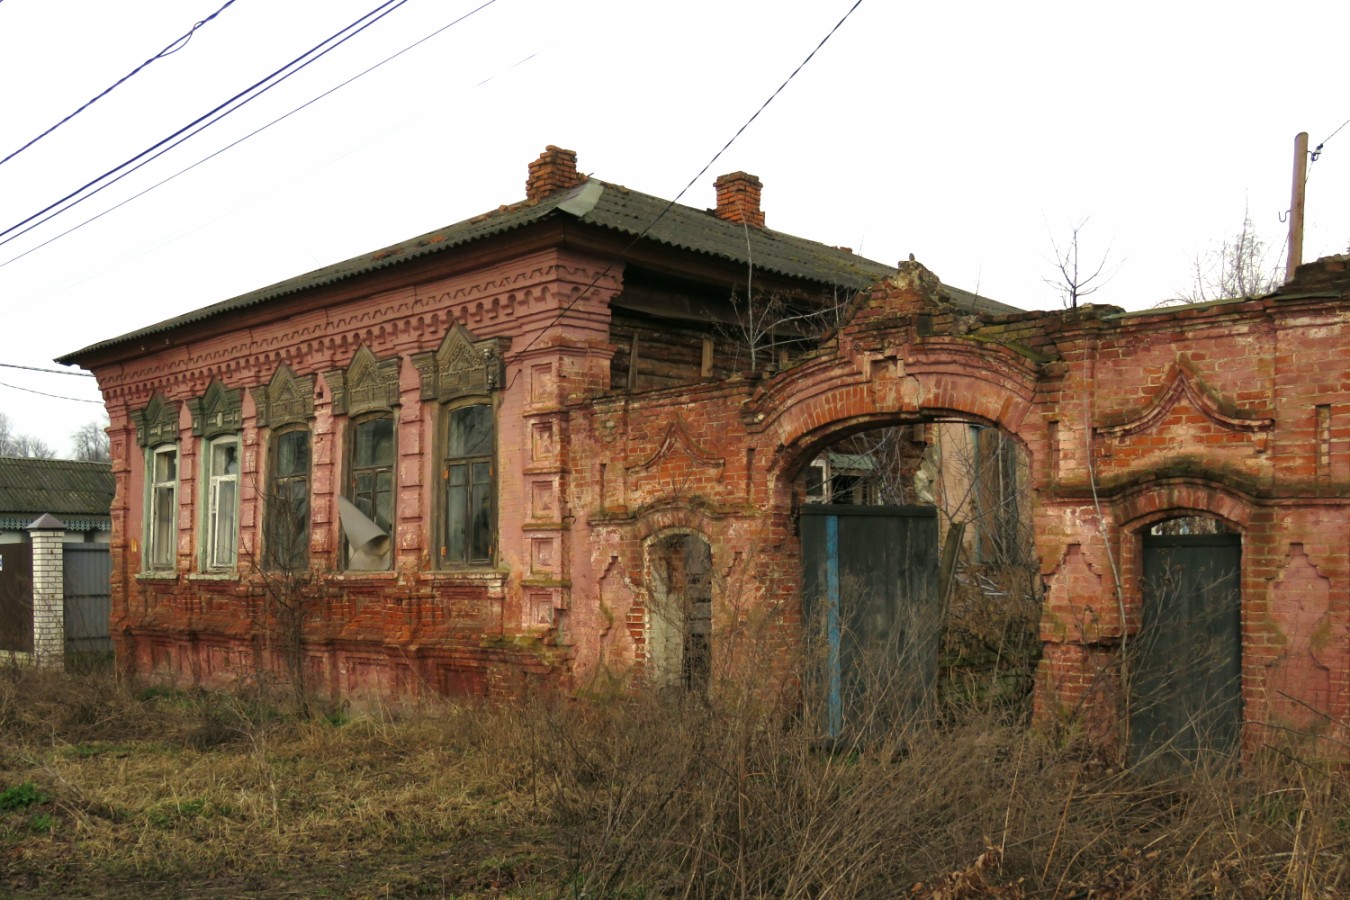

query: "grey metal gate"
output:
63 544 112 654
801 505 940 738
1131 534 1242 761
0 543 34 653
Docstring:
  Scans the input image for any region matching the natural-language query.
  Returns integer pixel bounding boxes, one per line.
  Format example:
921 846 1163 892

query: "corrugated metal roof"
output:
0 457 114 519
58 179 1014 362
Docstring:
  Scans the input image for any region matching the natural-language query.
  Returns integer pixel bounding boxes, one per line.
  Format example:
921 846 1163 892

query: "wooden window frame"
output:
201 434 241 572
145 443 179 572
439 400 496 568
343 413 396 571
265 426 311 572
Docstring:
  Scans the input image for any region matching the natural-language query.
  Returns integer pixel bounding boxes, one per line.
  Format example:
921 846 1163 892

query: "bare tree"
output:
70 418 110 461
1045 219 1113 309
1175 211 1283 303
11 435 55 459
241 452 327 716
0 414 55 459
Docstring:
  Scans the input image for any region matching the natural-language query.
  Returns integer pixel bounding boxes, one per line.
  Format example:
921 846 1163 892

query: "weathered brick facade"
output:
59 147 1350 754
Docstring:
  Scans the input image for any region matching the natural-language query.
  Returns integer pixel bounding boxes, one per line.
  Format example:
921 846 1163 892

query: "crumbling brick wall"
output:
86 226 1350 753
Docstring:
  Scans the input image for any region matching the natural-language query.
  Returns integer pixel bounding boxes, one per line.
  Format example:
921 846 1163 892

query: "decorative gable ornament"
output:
133 393 182 447
325 345 401 416
411 323 507 402
251 364 316 429
187 379 244 439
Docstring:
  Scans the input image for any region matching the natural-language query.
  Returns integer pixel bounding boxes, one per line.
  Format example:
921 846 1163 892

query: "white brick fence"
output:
0 515 110 670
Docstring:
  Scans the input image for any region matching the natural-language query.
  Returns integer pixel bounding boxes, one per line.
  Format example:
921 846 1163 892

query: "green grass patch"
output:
0 781 48 811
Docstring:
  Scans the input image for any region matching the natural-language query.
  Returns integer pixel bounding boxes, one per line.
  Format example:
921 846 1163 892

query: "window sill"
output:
427 568 506 583
329 571 399 582
136 571 179 582
188 572 239 582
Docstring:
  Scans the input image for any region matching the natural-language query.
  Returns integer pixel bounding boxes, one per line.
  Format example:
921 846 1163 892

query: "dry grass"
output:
1 663 1349 898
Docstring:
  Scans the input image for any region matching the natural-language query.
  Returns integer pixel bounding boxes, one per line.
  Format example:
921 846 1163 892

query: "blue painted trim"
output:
826 514 842 739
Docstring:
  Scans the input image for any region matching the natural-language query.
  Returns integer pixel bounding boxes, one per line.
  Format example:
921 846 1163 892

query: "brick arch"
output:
1111 477 1255 639
755 345 1041 492
630 498 719 547
1113 477 1254 536
763 387 1039 504
639 526 715 690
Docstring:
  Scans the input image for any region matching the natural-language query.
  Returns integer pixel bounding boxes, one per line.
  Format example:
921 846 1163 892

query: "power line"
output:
0 0 411 249
0 0 239 170
0 380 103 404
506 0 865 370
0 363 94 377
1311 116 1350 163
0 0 502 270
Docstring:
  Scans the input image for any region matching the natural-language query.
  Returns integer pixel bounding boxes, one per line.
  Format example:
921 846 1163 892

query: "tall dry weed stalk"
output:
2 662 1350 896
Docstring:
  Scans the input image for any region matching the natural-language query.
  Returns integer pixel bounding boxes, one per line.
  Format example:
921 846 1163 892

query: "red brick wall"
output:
86 242 1350 753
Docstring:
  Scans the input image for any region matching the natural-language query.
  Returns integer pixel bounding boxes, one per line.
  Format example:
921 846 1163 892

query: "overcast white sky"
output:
2 0 1348 456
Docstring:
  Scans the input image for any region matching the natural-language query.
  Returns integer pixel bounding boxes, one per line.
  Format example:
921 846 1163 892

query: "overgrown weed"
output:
0 664 1347 897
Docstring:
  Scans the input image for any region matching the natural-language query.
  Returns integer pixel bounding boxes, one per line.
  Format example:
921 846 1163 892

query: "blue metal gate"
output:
801 505 940 738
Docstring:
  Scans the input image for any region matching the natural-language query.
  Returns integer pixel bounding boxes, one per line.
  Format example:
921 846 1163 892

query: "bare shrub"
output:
3 664 1350 896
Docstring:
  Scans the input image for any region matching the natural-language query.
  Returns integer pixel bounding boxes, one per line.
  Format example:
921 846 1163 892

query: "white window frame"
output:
805 458 830 504
145 444 179 572
202 434 240 572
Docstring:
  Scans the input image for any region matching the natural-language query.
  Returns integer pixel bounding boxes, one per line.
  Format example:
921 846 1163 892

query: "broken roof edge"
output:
57 172 1011 364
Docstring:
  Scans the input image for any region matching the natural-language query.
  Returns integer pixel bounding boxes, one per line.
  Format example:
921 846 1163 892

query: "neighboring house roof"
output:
0 457 114 532
58 178 1014 363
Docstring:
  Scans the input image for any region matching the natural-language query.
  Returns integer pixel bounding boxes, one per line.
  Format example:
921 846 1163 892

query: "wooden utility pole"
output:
1287 131 1309 281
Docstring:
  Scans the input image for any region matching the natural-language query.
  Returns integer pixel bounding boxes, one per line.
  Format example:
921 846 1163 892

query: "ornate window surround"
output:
412 324 506 570
325 347 402 572
187 379 244 574
133 393 182 574
252 365 317 572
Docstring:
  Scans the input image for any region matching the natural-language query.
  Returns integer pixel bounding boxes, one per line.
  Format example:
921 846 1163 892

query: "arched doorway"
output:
1130 516 1242 761
795 420 1039 734
646 532 713 694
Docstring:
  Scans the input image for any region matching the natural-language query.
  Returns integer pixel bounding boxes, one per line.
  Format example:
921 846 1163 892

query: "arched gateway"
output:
584 257 1350 758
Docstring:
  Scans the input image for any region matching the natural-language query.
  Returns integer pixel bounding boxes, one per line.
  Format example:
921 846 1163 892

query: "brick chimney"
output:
526 145 584 201
713 172 765 228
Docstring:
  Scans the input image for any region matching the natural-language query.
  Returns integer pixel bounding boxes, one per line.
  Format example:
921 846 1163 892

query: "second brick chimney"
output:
526 145 585 201
713 172 765 228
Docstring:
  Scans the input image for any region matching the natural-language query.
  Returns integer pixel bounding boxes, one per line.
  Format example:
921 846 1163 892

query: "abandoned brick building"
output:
59 144 1350 756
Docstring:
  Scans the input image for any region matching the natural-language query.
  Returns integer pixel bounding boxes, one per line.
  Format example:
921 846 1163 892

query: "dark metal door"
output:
801 505 939 738
0 543 34 653
63 544 112 654
1132 534 1241 761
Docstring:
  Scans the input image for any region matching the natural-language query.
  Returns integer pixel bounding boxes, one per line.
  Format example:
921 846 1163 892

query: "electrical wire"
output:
0 380 103 403
0 0 411 249
0 363 94 377
0 0 501 270
505 0 865 371
1311 116 1350 163
0 0 239 170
